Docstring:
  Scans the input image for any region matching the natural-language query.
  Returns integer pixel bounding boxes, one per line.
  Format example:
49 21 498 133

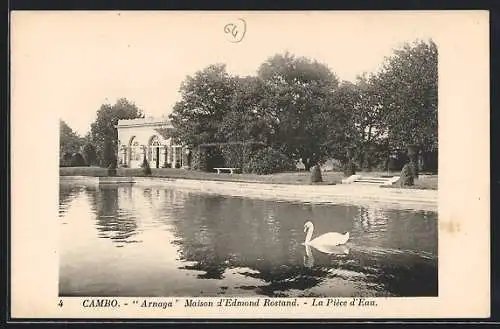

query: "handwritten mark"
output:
224 18 246 43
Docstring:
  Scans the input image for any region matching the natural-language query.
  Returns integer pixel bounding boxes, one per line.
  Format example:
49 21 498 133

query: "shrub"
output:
190 148 203 171
192 147 223 171
399 163 414 187
219 144 255 170
244 147 296 175
70 153 87 167
387 156 402 172
408 161 419 179
190 146 224 172
310 164 323 183
343 160 356 177
60 152 72 167
421 150 438 173
328 159 344 171
63 152 72 160
206 147 225 171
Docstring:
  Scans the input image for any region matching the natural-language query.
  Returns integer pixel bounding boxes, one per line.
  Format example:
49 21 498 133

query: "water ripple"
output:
59 183 438 297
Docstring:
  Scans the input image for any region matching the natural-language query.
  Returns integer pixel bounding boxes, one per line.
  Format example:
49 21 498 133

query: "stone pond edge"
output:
60 175 438 212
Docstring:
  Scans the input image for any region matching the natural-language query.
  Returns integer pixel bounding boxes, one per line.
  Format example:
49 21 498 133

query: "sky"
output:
12 11 443 136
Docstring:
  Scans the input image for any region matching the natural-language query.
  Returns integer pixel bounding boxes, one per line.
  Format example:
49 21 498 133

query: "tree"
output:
82 143 98 166
323 81 361 163
169 64 237 147
257 52 340 170
338 75 388 170
89 98 144 167
59 120 83 160
154 127 176 140
374 40 438 156
218 76 271 144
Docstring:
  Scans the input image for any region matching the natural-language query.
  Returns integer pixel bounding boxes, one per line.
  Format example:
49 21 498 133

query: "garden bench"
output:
214 167 240 174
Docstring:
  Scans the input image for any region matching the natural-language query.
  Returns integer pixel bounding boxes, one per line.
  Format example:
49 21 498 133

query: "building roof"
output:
115 116 172 128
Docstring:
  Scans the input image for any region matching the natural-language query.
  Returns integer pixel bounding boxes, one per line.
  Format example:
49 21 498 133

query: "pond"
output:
59 183 438 297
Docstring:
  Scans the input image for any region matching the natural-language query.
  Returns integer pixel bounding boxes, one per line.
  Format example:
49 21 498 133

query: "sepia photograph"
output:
57 11 438 298
10 10 490 319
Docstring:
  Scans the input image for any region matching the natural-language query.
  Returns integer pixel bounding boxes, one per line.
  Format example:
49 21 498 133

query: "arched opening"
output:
129 136 141 168
149 135 162 169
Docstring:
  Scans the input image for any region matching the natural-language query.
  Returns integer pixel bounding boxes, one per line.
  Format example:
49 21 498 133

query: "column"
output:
115 144 119 168
122 148 127 166
172 147 177 168
182 148 189 168
163 146 168 168
178 147 182 168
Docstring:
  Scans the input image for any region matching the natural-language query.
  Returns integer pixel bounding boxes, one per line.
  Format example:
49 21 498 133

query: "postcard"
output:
10 10 490 320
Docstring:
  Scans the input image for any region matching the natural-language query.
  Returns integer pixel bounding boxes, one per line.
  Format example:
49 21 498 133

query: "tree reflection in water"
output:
59 183 84 216
168 194 354 295
85 184 140 246
165 193 437 297
61 184 437 297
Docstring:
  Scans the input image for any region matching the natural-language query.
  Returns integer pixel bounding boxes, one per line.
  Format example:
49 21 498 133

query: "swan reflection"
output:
303 244 350 268
60 183 438 297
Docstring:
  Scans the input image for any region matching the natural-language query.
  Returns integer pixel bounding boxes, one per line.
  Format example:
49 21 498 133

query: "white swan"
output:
303 221 350 248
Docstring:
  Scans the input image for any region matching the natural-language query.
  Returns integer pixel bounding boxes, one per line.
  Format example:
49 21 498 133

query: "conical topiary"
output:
310 164 323 183
107 158 117 177
407 144 419 179
343 147 356 177
142 154 152 176
399 162 414 187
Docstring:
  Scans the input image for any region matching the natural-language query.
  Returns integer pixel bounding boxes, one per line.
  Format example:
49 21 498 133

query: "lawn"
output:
60 167 437 189
382 175 438 190
60 166 342 185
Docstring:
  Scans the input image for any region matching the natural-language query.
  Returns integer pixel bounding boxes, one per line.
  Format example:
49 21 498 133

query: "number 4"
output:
58 300 63 307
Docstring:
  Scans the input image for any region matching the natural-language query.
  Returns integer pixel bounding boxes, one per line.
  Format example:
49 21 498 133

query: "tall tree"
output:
257 52 340 170
59 119 83 158
323 81 360 162
169 64 237 147
218 76 272 143
82 143 98 166
374 40 438 154
89 98 144 166
343 75 388 170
